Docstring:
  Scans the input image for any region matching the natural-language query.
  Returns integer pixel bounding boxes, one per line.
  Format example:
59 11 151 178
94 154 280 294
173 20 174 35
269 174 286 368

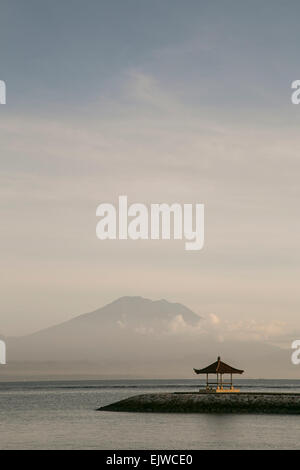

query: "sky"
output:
1 0 300 337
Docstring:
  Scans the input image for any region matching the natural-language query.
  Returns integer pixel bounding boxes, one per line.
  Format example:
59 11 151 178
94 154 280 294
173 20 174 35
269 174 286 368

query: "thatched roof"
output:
194 356 244 375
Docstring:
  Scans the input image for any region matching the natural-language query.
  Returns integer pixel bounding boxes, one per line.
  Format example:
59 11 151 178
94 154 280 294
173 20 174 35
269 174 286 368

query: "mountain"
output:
62 295 201 329
22 295 200 341
6 296 201 361
3 296 296 380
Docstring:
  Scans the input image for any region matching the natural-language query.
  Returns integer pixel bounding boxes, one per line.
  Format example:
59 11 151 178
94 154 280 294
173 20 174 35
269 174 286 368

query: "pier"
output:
99 392 300 414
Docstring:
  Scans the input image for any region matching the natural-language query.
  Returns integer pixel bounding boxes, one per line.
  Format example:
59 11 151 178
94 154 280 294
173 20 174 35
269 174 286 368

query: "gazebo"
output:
194 356 244 393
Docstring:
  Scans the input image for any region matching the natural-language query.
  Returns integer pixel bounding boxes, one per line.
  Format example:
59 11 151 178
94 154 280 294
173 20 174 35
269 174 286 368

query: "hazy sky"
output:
1 0 300 336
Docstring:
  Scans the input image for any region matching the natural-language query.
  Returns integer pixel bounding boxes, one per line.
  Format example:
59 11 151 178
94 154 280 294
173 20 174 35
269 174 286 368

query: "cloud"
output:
209 313 220 325
160 312 294 347
126 71 176 110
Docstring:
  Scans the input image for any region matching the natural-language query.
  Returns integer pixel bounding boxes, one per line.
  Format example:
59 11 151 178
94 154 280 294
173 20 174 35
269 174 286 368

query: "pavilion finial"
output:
217 356 220 361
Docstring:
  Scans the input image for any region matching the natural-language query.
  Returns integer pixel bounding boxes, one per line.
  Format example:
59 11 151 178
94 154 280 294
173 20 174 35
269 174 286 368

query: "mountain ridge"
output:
20 296 201 339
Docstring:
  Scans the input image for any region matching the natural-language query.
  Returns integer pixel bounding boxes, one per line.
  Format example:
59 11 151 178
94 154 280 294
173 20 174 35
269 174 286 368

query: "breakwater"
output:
99 392 300 414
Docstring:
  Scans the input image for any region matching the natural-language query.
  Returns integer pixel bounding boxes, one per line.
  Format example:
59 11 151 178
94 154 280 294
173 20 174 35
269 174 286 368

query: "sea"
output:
0 379 300 450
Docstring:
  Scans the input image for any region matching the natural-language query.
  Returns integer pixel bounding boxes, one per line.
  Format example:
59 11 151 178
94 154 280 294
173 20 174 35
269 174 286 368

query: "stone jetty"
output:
98 392 300 414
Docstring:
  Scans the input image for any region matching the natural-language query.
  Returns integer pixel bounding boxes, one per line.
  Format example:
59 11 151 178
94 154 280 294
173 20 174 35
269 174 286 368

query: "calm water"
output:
0 379 300 449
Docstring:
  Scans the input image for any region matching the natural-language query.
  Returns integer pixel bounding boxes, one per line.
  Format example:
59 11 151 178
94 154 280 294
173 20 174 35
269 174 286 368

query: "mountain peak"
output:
70 295 202 330
112 296 148 304
106 296 200 319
